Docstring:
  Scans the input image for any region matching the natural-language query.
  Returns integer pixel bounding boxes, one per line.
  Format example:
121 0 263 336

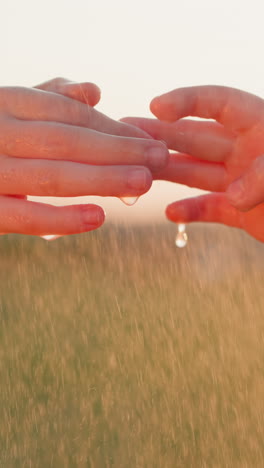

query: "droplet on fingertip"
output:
41 235 60 241
175 224 188 248
120 196 139 206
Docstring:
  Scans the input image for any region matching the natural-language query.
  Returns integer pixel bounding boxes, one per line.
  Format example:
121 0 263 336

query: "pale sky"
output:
2 0 264 223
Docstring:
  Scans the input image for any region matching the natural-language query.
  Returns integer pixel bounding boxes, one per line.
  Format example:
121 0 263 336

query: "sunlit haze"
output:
2 0 264 223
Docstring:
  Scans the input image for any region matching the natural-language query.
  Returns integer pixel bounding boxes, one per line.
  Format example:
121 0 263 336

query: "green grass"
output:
0 223 264 467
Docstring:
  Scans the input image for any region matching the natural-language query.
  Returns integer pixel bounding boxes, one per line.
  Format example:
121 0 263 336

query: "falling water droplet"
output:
175 223 188 248
120 196 139 206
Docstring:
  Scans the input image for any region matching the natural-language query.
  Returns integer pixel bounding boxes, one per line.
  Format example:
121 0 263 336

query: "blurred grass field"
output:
0 223 264 468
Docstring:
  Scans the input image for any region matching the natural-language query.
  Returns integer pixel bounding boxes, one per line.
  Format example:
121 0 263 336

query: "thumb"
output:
226 155 264 211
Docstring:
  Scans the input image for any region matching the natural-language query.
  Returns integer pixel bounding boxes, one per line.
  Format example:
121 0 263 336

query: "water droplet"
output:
120 196 139 206
178 223 186 234
41 235 60 241
175 224 188 248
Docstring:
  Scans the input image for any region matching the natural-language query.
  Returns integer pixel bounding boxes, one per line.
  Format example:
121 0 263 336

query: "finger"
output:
0 197 105 235
150 86 264 131
121 117 234 162
0 157 152 197
2 86 150 139
226 154 264 211
2 120 168 171
166 193 242 228
153 153 228 192
34 77 101 107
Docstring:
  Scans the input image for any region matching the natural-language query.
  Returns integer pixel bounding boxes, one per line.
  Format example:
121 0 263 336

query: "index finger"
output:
1 87 151 140
150 86 264 131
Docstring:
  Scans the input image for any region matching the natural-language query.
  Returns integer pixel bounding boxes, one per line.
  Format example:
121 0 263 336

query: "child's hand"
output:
0 80 168 236
122 85 264 242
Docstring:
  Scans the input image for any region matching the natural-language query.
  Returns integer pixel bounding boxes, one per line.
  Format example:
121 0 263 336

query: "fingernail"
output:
127 169 148 191
226 178 245 204
146 144 169 170
82 207 105 227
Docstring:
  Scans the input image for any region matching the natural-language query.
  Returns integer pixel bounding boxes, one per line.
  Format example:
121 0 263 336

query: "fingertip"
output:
126 167 153 195
81 204 105 231
150 96 161 117
150 94 176 122
94 205 105 227
165 202 187 222
141 167 153 193
86 83 101 107
145 167 153 191
64 82 101 107
166 197 203 223
165 203 175 221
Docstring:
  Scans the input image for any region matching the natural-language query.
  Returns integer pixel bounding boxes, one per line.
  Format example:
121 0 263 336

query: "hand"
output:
0 78 168 236
122 85 264 242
